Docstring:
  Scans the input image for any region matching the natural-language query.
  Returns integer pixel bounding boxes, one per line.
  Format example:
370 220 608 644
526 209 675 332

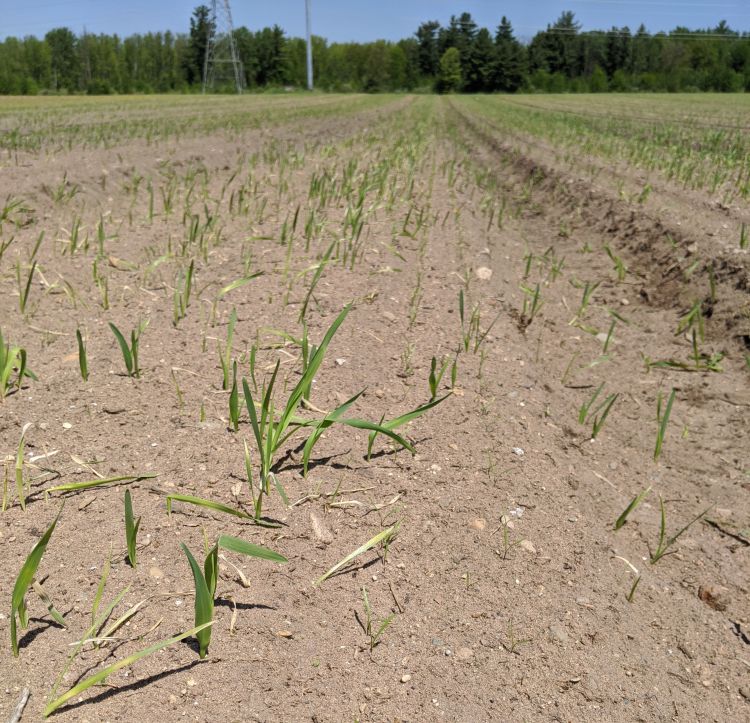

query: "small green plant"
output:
602 319 616 353
173 259 194 326
124 490 141 568
428 356 450 400
502 620 531 655
218 308 237 390
11 504 64 656
654 388 676 461
15 422 32 510
1 329 35 400
109 320 148 378
76 328 88 381
603 244 627 282
494 514 522 560
16 260 36 314
43 623 212 717
520 283 543 328
649 496 712 564
740 222 748 250
316 525 398 586
614 486 652 530
675 300 704 341
578 383 617 438
242 306 425 519
228 360 239 431
569 280 600 325
181 535 287 658
180 543 214 659
359 586 395 652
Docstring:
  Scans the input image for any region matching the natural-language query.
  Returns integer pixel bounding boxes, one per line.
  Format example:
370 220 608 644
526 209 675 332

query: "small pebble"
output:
512 447 524 457
549 624 569 644
400 674 412 683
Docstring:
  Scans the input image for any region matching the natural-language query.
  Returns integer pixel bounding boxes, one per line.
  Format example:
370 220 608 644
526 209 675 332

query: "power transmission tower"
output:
203 0 244 94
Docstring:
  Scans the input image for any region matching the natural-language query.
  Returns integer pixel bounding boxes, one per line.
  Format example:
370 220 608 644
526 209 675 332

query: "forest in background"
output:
0 7 748 95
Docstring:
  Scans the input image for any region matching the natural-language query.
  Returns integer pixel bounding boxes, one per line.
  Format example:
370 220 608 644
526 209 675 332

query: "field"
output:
1 92 749 721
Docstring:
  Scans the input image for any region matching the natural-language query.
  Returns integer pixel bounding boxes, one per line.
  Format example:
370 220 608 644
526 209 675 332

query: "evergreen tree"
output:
493 17 526 92
184 5 214 86
415 21 441 78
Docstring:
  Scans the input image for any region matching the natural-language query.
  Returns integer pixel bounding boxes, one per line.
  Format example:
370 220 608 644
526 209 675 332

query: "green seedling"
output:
740 222 748 250
181 535 286 658
43 623 213 717
495 515 522 560
364 395 448 462
522 251 533 279
459 290 470 351
315 525 398 586
218 308 237 390
676 300 704 341
591 393 617 439
15 422 32 510
229 360 240 431
1 329 35 399
520 283 543 328
16 260 36 314
172 259 194 326
603 244 627 282
109 320 148 378
654 388 676 461
180 543 214 659
614 486 652 530
502 620 531 655
11 504 64 656
300 323 317 403
602 319 616 353
578 383 604 424
214 272 262 309
649 496 712 564
299 239 336 323
76 328 88 381
428 356 450 400
569 280 600 325
0 236 15 264
46 473 156 498
242 305 424 519
124 490 141 568
167 493 255 522
360 586 395 652
577 382 617 437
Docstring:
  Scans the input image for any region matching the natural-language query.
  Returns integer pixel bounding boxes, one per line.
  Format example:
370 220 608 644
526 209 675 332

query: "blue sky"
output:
1 0 746 42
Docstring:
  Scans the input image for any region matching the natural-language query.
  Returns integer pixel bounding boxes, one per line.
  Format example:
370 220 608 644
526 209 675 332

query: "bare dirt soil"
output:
1 95 748 722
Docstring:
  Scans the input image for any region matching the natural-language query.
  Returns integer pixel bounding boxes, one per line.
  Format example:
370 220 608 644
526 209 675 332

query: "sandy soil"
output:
0 95 748 722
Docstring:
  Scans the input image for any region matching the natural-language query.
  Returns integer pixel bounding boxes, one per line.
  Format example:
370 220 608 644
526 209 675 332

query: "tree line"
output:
0 8 747 94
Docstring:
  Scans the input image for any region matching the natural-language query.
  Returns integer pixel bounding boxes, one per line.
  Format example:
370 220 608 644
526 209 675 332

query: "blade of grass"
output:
180 544 213 658
43 622 213 717
46 474 156 497
614 486 652 530
11 504 64 656
315 525 398 586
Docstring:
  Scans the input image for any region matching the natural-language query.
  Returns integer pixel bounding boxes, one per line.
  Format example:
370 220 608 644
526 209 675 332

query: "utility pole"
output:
305 0 313 90
203 0 244 94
